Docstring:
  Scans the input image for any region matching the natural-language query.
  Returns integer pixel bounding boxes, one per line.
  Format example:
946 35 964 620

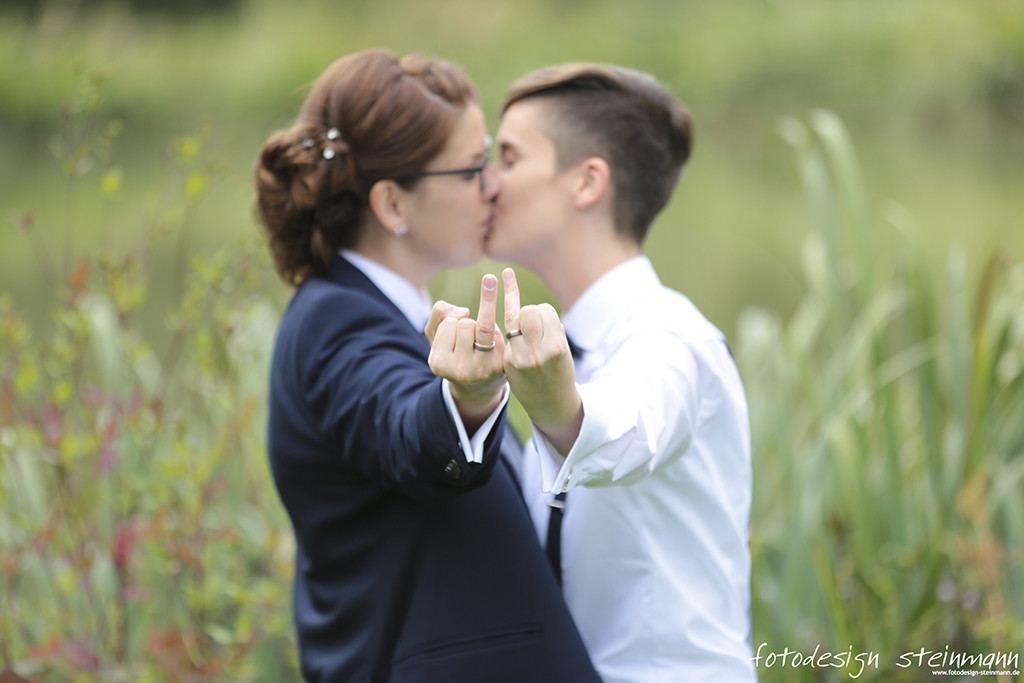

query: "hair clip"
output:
303 138 315 149
323 148 336 160
327 128 340 140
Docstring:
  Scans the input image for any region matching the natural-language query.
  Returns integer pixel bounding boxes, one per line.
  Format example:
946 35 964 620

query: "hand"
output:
427 274 507 431
502 268 583 453
424 302 470 344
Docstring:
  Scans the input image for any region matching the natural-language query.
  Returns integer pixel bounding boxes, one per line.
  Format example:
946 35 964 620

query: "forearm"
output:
522 385 584 456
446 376 507 435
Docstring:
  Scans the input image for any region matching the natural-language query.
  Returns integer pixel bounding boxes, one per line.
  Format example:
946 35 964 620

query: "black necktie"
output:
545 492 567 586
546 334 583 587
566 334 585 362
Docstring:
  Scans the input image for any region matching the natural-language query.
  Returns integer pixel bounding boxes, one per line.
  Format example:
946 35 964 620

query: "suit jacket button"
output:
444 459 461 480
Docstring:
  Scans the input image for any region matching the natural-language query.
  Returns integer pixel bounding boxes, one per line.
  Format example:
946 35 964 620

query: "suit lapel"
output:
325 255 431 357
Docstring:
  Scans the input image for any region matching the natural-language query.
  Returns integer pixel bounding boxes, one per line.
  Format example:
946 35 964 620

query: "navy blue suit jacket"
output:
266 256 599 682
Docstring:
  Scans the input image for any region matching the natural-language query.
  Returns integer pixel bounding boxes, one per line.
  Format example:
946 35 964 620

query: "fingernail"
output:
483 275 496 290
454 307 470 316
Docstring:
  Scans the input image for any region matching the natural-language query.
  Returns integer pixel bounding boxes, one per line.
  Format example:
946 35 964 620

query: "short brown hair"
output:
255 49 477 285
503 63 693 244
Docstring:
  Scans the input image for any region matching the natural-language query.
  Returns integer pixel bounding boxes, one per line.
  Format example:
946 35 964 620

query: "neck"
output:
529 223 641 310
351 224 435 289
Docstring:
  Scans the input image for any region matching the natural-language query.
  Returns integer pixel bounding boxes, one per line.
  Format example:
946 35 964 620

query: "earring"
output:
395 225 408 237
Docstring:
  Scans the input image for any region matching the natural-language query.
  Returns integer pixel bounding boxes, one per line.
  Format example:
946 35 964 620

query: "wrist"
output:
534 401 584 456
450 377 506 428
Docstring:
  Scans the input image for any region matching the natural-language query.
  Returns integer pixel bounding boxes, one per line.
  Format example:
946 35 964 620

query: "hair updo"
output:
254 49 477 286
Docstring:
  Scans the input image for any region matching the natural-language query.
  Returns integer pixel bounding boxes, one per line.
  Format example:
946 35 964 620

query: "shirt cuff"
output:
529 426 570 493
441 379 509 464
528 382 586 494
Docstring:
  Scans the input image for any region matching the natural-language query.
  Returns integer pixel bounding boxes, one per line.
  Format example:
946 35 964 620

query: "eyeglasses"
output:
395 135 493 193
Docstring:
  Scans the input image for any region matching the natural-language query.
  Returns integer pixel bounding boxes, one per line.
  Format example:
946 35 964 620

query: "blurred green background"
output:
4 0 1022 339
2 0 1022 681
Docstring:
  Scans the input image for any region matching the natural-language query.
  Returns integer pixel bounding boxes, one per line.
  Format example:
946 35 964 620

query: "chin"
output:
451 245 485 268
483 234 509 261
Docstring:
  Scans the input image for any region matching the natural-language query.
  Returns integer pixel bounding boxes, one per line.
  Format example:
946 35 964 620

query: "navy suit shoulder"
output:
271 269 494 502
266 257 599 682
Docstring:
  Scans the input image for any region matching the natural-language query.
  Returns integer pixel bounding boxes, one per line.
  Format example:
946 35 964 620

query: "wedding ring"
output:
473 341 496 352
505 329 523 340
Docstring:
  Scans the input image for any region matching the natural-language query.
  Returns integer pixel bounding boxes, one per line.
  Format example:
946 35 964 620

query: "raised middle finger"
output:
475 274 498 350
502 268 521 337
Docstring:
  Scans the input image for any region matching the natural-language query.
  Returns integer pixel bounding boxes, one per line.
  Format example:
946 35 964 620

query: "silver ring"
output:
473 341 496 352
505 329 523 340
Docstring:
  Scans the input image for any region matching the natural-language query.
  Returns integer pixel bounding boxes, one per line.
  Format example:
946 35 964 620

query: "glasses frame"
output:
395 136 493 193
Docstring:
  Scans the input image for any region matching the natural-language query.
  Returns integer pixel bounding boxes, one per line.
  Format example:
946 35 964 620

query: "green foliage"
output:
0 74 296 682
738 111 1024 681
2 0 1024 347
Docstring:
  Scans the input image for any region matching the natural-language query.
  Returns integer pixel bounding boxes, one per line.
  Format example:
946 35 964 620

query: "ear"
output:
367 180 409 237
572 157 611 211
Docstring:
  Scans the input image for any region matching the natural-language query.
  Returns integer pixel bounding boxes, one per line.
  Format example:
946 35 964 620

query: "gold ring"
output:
505 330 523 340
473 341 496 352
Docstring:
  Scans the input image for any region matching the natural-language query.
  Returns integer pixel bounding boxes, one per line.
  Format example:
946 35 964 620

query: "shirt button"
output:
444 459 461 480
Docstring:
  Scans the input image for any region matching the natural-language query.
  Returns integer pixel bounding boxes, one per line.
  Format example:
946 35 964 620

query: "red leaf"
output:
1 668 37 683
61 641 101 671
26 634 60 659
31 511 62 552
120 584 148 601
98 443 118 473
43 403 61 448
80 389 110 406
70 259 89 295
146 629 192 677
111 519 146 570
103 414 118 440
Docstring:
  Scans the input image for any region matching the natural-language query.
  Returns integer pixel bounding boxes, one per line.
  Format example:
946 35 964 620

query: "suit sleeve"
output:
293 287 505 503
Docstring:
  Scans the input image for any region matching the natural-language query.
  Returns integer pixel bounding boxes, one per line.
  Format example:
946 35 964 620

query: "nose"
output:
481 162 501 199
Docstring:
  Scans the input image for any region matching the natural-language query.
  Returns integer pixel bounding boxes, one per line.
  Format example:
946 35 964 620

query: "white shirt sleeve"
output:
441 379 510 464
532 333 711 493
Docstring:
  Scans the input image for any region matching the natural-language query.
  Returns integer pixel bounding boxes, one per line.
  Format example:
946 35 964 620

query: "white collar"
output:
562 255 660 353
340 250 433 331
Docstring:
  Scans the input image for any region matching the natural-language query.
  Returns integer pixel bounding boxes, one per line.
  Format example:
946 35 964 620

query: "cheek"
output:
442 198 486 248
430 190 477 229
504 176 551 226
498 171 534 219
503 169 532 200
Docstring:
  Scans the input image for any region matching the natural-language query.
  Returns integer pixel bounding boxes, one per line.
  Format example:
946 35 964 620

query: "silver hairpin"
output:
303 138 315 149
327 128 340 140
323 148 336 160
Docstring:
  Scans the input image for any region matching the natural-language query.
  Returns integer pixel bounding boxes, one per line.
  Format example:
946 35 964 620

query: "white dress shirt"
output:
341 250 506 465
522 256 756 682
